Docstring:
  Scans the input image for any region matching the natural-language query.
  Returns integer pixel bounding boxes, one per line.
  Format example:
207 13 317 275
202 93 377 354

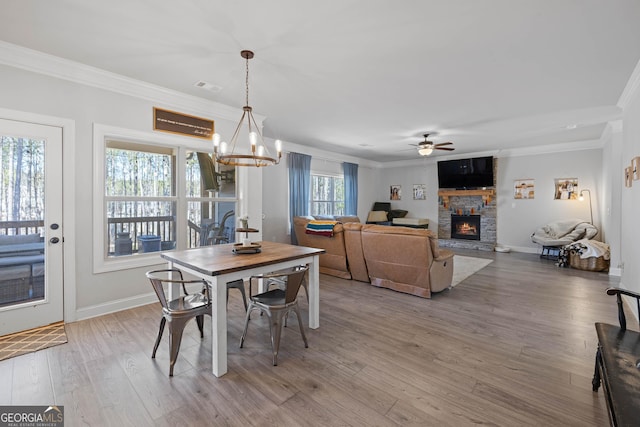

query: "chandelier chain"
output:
245 55 250 106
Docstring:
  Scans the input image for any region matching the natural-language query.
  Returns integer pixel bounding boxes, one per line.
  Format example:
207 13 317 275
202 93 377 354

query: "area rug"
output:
451 255 493 287
0 321 67 361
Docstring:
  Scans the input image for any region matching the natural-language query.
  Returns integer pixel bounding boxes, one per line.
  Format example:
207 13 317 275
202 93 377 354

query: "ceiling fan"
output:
412 133 455 156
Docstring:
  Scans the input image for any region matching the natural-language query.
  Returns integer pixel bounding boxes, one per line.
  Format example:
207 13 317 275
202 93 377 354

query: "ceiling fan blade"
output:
435 147 455 151
434 142 453 147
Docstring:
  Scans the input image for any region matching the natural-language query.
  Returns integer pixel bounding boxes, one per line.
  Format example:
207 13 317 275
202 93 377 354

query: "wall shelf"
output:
438 189 495 206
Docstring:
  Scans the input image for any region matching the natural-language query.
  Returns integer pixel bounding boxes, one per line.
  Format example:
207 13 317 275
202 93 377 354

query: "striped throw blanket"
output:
305 220 338 237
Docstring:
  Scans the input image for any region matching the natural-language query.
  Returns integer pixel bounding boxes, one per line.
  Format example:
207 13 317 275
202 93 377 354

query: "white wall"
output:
0 62 255 319
261 141 380 243
600 122 623 274
618 62 640 319
496 149 603 252
377 160 440 224
377 149 604 253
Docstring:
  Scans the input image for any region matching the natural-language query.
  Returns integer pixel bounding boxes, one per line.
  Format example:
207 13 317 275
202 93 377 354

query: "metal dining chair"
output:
146 268 212 376
265 265 309 302
239 265 309 366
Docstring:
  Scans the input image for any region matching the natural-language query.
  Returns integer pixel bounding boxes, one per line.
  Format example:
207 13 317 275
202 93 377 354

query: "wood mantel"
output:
438 189 495 205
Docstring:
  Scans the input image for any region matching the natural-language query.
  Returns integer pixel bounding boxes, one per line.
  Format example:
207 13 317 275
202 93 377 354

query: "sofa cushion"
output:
367 211 388 222
360 225 434 298
343 222 369 282
388 209 408 220
0 264 32 280
293 216 351 279
0 234 41 245
0 254 45 267
334 216 360 223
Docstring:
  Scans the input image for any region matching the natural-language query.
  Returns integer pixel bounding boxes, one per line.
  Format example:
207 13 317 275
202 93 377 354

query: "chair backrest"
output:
283 267 308 304
146 268 209 310
214 210 235 242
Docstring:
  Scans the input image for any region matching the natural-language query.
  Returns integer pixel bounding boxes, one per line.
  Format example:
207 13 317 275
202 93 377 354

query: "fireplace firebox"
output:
451 215 481 240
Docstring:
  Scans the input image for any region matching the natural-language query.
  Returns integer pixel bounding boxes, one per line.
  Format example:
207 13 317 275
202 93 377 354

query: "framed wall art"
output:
514 179 534 199
390 185 401 200
554 178 578 200
413 184 426 200
625 166 633 188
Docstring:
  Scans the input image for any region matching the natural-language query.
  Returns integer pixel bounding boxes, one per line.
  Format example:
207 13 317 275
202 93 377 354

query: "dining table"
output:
160 240 325 377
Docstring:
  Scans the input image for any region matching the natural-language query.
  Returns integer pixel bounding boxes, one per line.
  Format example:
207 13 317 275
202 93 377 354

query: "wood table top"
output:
160 241 325 277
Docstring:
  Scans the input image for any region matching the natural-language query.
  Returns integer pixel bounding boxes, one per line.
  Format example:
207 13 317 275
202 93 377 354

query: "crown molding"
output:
381 139 604 168
496 139 603 158
0 41 263 124
618 58 640 110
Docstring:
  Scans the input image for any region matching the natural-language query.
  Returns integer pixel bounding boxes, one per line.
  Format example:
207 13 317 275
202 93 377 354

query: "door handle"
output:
50 237 60 244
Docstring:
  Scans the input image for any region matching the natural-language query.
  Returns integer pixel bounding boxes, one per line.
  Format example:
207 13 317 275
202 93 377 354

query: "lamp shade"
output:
418 146 433 156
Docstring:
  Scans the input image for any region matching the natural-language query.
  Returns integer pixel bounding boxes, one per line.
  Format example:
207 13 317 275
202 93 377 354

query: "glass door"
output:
0 119 63 336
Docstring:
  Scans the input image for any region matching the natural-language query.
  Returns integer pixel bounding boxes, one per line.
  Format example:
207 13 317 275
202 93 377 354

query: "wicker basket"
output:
569 252 609 272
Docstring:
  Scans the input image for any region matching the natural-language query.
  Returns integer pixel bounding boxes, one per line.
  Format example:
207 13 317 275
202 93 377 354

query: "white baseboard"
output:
503 245 540 254
75 292 157 322
608 267 622 277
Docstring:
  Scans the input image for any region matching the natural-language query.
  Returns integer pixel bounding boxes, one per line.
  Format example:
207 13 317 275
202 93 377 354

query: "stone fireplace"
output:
451 215 481 240
438 189 497 251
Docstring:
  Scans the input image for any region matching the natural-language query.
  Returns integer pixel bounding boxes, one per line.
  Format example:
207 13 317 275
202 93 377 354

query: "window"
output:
105 141 177 257
94 124 238 272
311 174 344 216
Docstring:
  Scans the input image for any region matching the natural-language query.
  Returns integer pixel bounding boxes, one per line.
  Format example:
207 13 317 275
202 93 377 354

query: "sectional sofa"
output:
293 216 454 298
0 233 45 304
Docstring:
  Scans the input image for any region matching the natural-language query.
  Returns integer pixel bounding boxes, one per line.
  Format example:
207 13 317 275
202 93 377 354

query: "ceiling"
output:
1 0 640 162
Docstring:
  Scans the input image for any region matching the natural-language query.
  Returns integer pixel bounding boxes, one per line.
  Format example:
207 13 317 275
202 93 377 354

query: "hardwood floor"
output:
0 250 624 426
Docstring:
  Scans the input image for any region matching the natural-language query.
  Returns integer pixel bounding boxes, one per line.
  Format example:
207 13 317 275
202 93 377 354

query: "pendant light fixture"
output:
212 50 282 167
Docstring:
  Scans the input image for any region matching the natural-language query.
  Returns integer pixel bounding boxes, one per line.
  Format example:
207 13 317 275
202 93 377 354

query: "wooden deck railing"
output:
0 220 45 236
1 218 227 255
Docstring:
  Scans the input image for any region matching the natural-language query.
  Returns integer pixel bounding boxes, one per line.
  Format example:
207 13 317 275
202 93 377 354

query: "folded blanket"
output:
567 238 610 260
305 220 337 237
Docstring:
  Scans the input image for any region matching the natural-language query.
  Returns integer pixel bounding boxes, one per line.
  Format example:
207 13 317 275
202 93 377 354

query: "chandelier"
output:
212 50 282 167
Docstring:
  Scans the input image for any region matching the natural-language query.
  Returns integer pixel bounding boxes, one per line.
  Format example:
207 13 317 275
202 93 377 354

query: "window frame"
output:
310 172 345 217
93 124 238 273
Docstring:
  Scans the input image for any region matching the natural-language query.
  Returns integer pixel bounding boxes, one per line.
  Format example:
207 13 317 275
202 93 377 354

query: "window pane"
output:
106 148 173 197
311 174 345 216
187 201 236 247
106 201 176 256
0 136 45 223
334 177 344 201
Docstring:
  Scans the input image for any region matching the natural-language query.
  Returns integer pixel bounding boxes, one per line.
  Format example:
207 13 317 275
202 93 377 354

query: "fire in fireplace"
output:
451 214 481 240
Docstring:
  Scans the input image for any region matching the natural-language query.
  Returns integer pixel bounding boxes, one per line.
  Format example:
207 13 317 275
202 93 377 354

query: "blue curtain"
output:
288 152 312 244
343 162 358 216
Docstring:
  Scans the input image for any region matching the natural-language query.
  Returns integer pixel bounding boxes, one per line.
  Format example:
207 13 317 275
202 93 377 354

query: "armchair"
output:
531 218 597 259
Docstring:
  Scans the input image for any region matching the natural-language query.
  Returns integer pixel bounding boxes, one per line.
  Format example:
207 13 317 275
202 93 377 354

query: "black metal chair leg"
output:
592 347 602 392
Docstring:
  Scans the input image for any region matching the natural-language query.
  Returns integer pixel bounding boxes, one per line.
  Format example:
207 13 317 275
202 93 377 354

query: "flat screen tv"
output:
437 156 494 189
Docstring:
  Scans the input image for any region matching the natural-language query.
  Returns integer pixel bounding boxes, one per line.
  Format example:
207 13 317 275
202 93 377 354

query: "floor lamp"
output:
579 189 593 224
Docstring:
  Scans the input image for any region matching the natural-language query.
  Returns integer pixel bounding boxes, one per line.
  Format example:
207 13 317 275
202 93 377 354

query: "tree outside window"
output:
311 174 344 216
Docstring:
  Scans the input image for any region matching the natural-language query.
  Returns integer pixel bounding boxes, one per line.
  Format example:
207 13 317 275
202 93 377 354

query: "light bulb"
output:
220 141 227 154
275 139 282 153
258 145 265 156
249 131 257 146
213 133 220 147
